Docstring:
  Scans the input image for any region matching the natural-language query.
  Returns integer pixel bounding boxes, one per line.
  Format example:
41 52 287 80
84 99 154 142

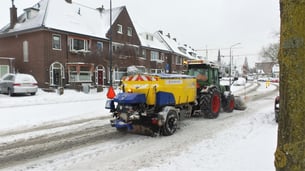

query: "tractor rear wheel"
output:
200 88 221 119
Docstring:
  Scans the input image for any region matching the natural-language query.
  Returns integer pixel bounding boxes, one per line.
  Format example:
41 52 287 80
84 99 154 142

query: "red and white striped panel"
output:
123 75 158 81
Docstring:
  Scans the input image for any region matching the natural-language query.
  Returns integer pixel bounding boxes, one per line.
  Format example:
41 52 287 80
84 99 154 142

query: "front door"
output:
97 70 103 85
50 62 64 87
53 68 61 86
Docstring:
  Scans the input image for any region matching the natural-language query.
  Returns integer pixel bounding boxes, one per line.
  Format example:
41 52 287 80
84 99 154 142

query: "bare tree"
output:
275 0 305 171
259 43 279 62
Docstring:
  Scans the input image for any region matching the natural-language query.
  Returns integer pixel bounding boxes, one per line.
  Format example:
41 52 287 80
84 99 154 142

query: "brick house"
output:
255 61 277 77
0 0 198 89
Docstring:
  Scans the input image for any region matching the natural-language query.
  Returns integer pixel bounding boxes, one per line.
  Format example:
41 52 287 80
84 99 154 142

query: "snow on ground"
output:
140 96 278 171
0 82 278 171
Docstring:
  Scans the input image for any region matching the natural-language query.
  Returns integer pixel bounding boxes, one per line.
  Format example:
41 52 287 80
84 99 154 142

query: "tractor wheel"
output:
161 110 178 136
223 95 235 113
200 88 221 119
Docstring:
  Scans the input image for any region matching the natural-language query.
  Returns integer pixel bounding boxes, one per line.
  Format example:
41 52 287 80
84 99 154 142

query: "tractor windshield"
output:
187 67 209 87
188 68 208 78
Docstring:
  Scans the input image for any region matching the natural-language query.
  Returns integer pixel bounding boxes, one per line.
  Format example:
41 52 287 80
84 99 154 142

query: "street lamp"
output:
229 42 241 85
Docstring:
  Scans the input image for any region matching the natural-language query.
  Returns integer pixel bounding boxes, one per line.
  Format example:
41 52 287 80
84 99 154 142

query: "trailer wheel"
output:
223 95 235 113
162 110 178 136
200 88 221 119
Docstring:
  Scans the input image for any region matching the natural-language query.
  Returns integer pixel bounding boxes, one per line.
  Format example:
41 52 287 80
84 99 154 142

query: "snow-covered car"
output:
233 77 246 86
257 77 268 82
0 73 38 96
247 75 255 81
274 96 280 122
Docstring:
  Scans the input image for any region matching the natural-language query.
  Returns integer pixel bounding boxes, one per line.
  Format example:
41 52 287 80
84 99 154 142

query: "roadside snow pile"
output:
0 89 105 108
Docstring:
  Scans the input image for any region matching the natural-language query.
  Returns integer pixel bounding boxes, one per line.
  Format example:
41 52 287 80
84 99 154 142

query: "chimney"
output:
65 0 72 3
173 38 177 42
166 33 170 38
97 5 104 14
158 30 163 35
10 0 17 29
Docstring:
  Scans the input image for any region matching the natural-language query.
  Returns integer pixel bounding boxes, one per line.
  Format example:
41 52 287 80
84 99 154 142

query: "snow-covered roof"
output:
138 32 170 52
1 0 124 39
155 31 198 60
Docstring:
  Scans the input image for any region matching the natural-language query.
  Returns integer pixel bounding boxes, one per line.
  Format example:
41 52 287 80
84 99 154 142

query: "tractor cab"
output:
186 60 221 90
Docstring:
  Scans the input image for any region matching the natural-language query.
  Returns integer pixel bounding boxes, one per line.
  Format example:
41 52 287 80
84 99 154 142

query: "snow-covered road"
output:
0 82 278 171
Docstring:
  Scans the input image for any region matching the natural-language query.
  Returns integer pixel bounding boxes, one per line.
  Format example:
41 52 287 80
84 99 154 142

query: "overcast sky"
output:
0 0 280 67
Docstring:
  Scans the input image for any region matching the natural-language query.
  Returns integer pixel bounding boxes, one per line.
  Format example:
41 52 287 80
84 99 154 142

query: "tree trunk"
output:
275 0 305 171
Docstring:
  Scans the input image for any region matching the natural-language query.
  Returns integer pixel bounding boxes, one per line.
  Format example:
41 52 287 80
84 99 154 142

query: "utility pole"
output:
229 42 241 85
107 0 115 99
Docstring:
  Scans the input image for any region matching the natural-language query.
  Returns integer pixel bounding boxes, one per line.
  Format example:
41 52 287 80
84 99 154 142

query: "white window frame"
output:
146 34 154 41
127 27 132 36
23 41 29 62
176 56 183 65
150 69 164 74
68 65 92 83
150 51 159 61
69 37 90 52
0 65 9 78
52 34 61 50
117 24 123 34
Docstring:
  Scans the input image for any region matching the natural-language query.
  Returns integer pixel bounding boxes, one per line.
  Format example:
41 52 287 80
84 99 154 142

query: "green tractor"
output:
185 59 236 118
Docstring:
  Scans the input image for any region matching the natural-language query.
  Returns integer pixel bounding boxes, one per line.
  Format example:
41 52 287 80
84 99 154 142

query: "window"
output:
117 24 123 34
127 27 132 36
176 56 182 65
0 65 9 78
52 34 61 50
150 69 164 74
97 42 103 52
114 68 127 84
178 47 187 54
68 65 92 82
69 37 90 52
146 34 153 41
79 66 91 81
150 51 159 61
23 41 29 62
141 49 147 59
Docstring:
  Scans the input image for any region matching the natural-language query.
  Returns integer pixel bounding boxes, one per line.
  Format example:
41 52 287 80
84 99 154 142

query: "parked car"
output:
270 77 279 83
0 73 38 96
274 96 280 122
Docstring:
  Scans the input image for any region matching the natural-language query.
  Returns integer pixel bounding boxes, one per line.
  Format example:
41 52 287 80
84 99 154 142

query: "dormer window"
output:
24 7 39 19
178 47 187 54
146 34 154 41
117 24 123 34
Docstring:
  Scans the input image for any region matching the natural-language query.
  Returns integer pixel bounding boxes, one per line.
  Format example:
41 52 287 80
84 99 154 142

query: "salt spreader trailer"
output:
106 73 196 136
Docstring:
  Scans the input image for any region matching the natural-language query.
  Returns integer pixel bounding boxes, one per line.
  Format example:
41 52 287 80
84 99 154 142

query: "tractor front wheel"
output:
223 95 235 113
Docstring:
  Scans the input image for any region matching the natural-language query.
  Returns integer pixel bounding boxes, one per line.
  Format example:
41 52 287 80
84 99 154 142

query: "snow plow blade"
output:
234 96 247 110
